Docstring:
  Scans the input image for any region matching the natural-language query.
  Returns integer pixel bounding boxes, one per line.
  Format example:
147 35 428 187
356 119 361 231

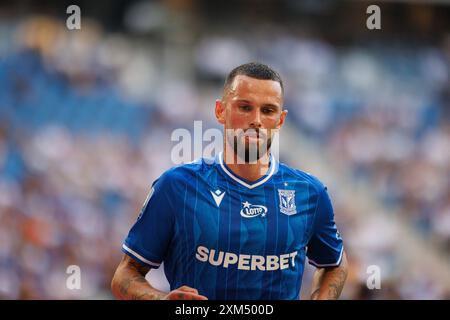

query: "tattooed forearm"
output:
118 276 148 296
131 292 161 300
310 288 321 300
119 278 131 296
323 268 347 299
128 258 151 275
111 255 166 300
112 254 207 300
310 251 348 300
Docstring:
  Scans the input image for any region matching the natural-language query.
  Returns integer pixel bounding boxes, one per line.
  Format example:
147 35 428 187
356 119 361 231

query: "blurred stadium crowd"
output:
0 0 449 299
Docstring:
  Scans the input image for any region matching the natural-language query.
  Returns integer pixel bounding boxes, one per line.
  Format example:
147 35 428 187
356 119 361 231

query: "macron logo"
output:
210 189 225 207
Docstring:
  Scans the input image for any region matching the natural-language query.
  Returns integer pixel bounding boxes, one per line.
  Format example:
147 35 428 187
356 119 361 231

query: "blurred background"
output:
0 0 449 299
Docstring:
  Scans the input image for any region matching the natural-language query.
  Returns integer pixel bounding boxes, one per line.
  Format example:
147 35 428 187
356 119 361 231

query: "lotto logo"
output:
240 201 268 218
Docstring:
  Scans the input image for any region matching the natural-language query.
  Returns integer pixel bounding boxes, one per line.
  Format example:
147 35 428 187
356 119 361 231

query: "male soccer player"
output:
111 62 348 300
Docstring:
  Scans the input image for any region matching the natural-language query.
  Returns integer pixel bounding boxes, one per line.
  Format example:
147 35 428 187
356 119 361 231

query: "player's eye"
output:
262 107 275 114
239 105 252 112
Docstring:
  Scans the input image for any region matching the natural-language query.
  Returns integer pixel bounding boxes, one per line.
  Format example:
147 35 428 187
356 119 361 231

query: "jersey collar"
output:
217 151 277 189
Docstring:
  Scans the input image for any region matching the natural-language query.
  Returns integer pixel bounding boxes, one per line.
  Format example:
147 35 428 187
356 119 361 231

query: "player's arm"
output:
111 173 207 300
111 254 208 300
306 185 348 300
310 250 348 300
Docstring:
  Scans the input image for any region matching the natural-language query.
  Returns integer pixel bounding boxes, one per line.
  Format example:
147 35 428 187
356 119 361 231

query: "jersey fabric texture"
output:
122 152 344 300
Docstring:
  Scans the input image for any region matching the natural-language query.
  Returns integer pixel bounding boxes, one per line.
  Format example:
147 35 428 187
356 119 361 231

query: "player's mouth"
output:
242 130 265 143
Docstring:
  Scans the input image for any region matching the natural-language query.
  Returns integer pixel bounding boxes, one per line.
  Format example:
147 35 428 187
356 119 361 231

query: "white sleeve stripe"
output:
122 244 161 267
308 246 344 268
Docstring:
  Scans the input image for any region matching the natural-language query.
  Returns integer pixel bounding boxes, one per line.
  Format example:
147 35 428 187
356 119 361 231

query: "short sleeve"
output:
306 187 344 267
122 172 175 269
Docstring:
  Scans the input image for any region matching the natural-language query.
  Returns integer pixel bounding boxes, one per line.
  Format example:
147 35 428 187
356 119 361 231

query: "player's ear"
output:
215 99 226 125
276 109 288 129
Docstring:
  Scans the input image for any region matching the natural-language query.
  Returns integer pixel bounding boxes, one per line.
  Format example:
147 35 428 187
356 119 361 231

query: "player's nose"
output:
249 110 262 128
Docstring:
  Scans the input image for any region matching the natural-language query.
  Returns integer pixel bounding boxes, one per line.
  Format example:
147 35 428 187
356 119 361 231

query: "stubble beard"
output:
226 129 272 164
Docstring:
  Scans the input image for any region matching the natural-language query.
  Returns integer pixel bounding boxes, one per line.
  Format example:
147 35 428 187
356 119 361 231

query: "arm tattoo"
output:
131 292 158 300
119 278 132 296
310 262 348 300
116 256 160 300
128 258 151 275
323 268 348 299
310 288 321 300
119 276 148 296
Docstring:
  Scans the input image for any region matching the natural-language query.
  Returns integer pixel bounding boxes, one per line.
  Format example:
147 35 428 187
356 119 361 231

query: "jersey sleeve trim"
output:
307 245 344 268
122 243 161 268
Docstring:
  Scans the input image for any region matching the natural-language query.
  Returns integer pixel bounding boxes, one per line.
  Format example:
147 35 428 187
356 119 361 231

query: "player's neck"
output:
223 147 271 182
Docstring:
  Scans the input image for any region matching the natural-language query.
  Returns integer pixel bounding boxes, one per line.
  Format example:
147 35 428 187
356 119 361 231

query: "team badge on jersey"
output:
278 189 297 215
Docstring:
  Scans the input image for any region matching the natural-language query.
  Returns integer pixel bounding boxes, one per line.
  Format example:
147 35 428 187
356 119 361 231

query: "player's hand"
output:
162 285 208 300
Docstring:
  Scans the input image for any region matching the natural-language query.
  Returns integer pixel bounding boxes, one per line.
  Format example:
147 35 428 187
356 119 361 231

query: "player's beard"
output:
226 129 272 164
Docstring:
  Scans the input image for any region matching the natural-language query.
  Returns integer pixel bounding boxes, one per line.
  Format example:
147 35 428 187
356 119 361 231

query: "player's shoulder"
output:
156 156 216 184
277 161 326 194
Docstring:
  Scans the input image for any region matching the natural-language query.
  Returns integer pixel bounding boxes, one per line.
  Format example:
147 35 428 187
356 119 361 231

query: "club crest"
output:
278 189 297 215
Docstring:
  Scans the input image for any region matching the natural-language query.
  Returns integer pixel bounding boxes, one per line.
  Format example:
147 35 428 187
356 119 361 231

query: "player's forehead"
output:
227 75 283 106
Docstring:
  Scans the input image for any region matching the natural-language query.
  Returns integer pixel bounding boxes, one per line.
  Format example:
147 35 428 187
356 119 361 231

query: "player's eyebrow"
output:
261 103 281 110
234 99 281 110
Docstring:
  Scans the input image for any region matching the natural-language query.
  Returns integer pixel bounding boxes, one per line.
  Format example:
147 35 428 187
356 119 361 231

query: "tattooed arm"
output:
310 251 348 300
111 255 208 300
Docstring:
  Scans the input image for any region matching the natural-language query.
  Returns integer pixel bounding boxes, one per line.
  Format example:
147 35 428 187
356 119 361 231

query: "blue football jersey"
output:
122 152 344 300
